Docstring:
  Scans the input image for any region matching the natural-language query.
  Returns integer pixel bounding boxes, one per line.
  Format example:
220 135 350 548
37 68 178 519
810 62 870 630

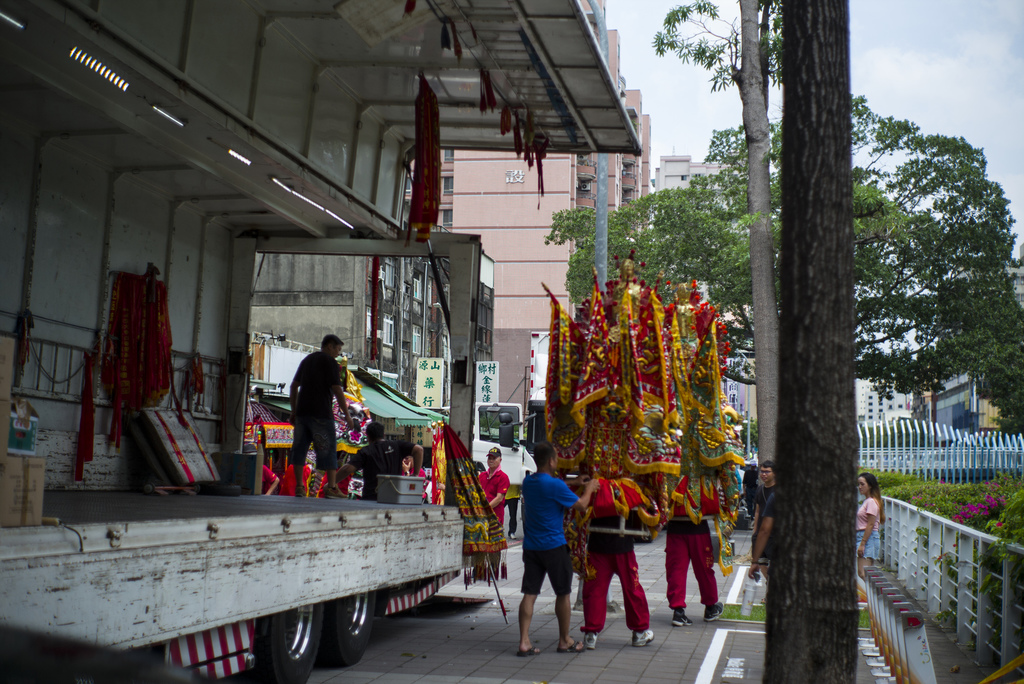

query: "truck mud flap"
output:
166 619 255 679
384 571 460 616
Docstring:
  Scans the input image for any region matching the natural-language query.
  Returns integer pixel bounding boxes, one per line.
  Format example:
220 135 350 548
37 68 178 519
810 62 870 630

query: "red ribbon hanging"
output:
370 256 380 361
74 351 95 481
404 0 416 15
409 74 440 242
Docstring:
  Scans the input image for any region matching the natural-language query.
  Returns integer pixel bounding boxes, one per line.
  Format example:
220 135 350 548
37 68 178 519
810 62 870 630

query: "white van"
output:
472 402 536 486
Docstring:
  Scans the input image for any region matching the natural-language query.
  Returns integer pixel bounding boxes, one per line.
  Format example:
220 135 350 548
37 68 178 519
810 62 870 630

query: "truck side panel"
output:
0 507 462 649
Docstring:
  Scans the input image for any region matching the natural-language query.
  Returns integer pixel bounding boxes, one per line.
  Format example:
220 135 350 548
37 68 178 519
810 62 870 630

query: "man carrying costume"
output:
289 334 356 498
517 442 599 656
665 516 724 626
580 515 654 649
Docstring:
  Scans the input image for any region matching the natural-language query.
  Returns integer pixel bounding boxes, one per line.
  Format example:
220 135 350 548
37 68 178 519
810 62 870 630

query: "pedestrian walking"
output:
857 472 885 579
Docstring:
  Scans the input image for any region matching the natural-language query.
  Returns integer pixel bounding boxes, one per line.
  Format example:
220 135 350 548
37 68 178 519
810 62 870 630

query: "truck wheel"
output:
253 603 323 684
316 591 375 667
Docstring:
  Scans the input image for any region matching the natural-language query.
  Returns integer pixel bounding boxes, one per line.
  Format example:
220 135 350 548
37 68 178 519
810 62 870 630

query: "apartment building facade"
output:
654 155 723 191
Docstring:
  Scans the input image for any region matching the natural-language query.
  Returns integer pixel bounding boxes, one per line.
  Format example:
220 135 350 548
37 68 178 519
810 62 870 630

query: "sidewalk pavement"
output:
309 529 993 684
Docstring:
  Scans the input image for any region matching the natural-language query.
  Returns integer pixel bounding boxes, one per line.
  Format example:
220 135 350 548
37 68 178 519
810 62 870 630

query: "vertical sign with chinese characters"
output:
416 358 444 409
475 362 499 404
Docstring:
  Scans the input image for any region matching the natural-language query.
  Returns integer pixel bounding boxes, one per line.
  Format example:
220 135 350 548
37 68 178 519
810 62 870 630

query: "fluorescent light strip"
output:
0 10 26 29
68 46 129 91
270 177 354 229
151 105 186 127
228 149 252 166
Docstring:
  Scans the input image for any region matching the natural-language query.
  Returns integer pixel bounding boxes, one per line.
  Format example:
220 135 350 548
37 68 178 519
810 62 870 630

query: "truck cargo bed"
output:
0 492 462 649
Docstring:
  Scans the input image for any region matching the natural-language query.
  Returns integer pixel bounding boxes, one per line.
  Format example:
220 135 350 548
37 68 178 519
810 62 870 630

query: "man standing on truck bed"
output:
339 421 423 501
289 334 356 498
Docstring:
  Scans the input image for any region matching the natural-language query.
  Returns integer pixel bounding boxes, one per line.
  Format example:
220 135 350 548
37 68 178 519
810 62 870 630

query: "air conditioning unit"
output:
578 181 591 192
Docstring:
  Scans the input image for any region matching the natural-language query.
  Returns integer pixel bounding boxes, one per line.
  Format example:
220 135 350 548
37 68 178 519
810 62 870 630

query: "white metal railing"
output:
882 497 1024 670
860 420 1024 483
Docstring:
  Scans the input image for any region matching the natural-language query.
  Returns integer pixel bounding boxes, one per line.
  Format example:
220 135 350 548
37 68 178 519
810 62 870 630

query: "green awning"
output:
353 369 445 426
258 370 444 426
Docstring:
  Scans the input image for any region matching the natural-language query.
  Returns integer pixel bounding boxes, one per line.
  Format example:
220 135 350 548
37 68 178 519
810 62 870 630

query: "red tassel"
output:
501 562 508 580
404 0 416 14
370 256 380 361
500 106 512 135
513 111 523 158
450 19 462 62
535 136 549 198
480 69 496 111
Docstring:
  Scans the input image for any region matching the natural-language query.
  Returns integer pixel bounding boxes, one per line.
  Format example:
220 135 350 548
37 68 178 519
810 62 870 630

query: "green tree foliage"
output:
546 98 1022 417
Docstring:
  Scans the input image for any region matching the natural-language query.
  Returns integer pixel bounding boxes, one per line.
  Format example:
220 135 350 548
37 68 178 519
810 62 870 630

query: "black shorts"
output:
522 545 573 596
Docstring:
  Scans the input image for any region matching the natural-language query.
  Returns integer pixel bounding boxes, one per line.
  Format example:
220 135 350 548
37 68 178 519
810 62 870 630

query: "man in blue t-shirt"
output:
516 442 599 656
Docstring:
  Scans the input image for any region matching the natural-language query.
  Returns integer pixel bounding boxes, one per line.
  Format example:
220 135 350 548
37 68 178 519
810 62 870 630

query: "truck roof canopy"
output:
0 0 639 240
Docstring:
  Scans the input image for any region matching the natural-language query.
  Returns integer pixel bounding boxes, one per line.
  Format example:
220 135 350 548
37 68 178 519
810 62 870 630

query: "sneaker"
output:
631 629 654 647
583 632 598 650
671 608 692 626
323 485 346 499
294 486 306 498
704 602 724 622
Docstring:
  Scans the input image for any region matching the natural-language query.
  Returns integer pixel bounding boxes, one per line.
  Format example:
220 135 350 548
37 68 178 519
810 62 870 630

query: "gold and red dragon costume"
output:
543 256 746 580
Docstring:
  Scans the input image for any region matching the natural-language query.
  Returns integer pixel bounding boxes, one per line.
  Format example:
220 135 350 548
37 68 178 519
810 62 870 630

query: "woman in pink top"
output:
856 472 885 578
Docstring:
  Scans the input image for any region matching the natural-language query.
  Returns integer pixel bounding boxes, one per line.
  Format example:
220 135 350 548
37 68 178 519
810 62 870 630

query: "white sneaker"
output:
631 629 654 647
583 632 598 650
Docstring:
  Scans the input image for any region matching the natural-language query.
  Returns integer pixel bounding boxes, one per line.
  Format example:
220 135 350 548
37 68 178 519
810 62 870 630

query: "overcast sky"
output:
606 0 1024 255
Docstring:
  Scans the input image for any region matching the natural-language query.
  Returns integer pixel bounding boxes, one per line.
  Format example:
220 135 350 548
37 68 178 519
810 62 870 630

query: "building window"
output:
366 307 372 334
441 209 453 228
412 325 422 354
382 314 394 346
680 175 688 181
383 259 395 287
442 176 454 194
443 148 454 161
413 275 422 300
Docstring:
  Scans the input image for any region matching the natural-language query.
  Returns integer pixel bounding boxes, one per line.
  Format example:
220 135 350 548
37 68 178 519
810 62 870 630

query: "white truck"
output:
472 401 536 487
0 1 637 681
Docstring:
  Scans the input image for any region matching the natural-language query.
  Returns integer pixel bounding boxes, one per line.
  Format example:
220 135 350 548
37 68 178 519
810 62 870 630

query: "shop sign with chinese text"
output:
416 358 444 408
475 362 499 404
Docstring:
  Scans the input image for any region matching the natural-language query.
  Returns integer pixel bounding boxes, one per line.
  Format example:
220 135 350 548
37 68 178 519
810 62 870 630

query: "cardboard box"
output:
0 337 13 401
214 450 264 495
0 456 45 527
8 399 38 457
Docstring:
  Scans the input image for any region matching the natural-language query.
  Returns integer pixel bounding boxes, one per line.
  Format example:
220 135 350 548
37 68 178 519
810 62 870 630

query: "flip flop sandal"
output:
516 646 541 657
556 639 584 654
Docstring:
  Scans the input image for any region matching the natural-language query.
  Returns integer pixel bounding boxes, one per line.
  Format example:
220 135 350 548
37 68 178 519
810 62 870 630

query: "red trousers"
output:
665 532 719 609
581 551 650 633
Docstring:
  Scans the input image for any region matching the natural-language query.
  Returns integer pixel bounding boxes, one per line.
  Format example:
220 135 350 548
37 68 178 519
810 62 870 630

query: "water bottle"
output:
740 571 760 616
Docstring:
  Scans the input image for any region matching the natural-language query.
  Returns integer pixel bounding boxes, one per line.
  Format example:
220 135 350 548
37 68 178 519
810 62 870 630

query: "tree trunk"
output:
738 0 779 463
766 0 858 682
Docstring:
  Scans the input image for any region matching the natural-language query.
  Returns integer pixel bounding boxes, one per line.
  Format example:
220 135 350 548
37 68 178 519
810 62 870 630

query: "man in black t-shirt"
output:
751 460 776 548
289 334 356 498
339 421 423 501
579 516 653 649
749 491 776 579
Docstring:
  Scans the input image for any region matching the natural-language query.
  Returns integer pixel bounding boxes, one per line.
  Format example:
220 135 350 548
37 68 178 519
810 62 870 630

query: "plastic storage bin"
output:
376 474 424 504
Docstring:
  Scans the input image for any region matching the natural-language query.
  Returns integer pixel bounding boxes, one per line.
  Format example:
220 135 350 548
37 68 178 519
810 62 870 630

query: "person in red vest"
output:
479 447 510 527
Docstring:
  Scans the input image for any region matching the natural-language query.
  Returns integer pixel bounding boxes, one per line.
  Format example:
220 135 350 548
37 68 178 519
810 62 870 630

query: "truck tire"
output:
253 603 323 684
316 591 375 667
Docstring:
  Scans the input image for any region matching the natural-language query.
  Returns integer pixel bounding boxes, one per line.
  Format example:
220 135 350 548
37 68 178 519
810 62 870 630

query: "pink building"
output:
440 25 653 405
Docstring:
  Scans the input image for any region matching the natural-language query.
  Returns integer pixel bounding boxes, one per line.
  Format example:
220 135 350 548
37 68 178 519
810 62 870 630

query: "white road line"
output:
695 628 763 684
725 566 749 604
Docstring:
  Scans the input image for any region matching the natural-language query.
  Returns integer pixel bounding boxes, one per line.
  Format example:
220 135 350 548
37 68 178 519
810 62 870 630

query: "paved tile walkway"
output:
309 528 994 683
